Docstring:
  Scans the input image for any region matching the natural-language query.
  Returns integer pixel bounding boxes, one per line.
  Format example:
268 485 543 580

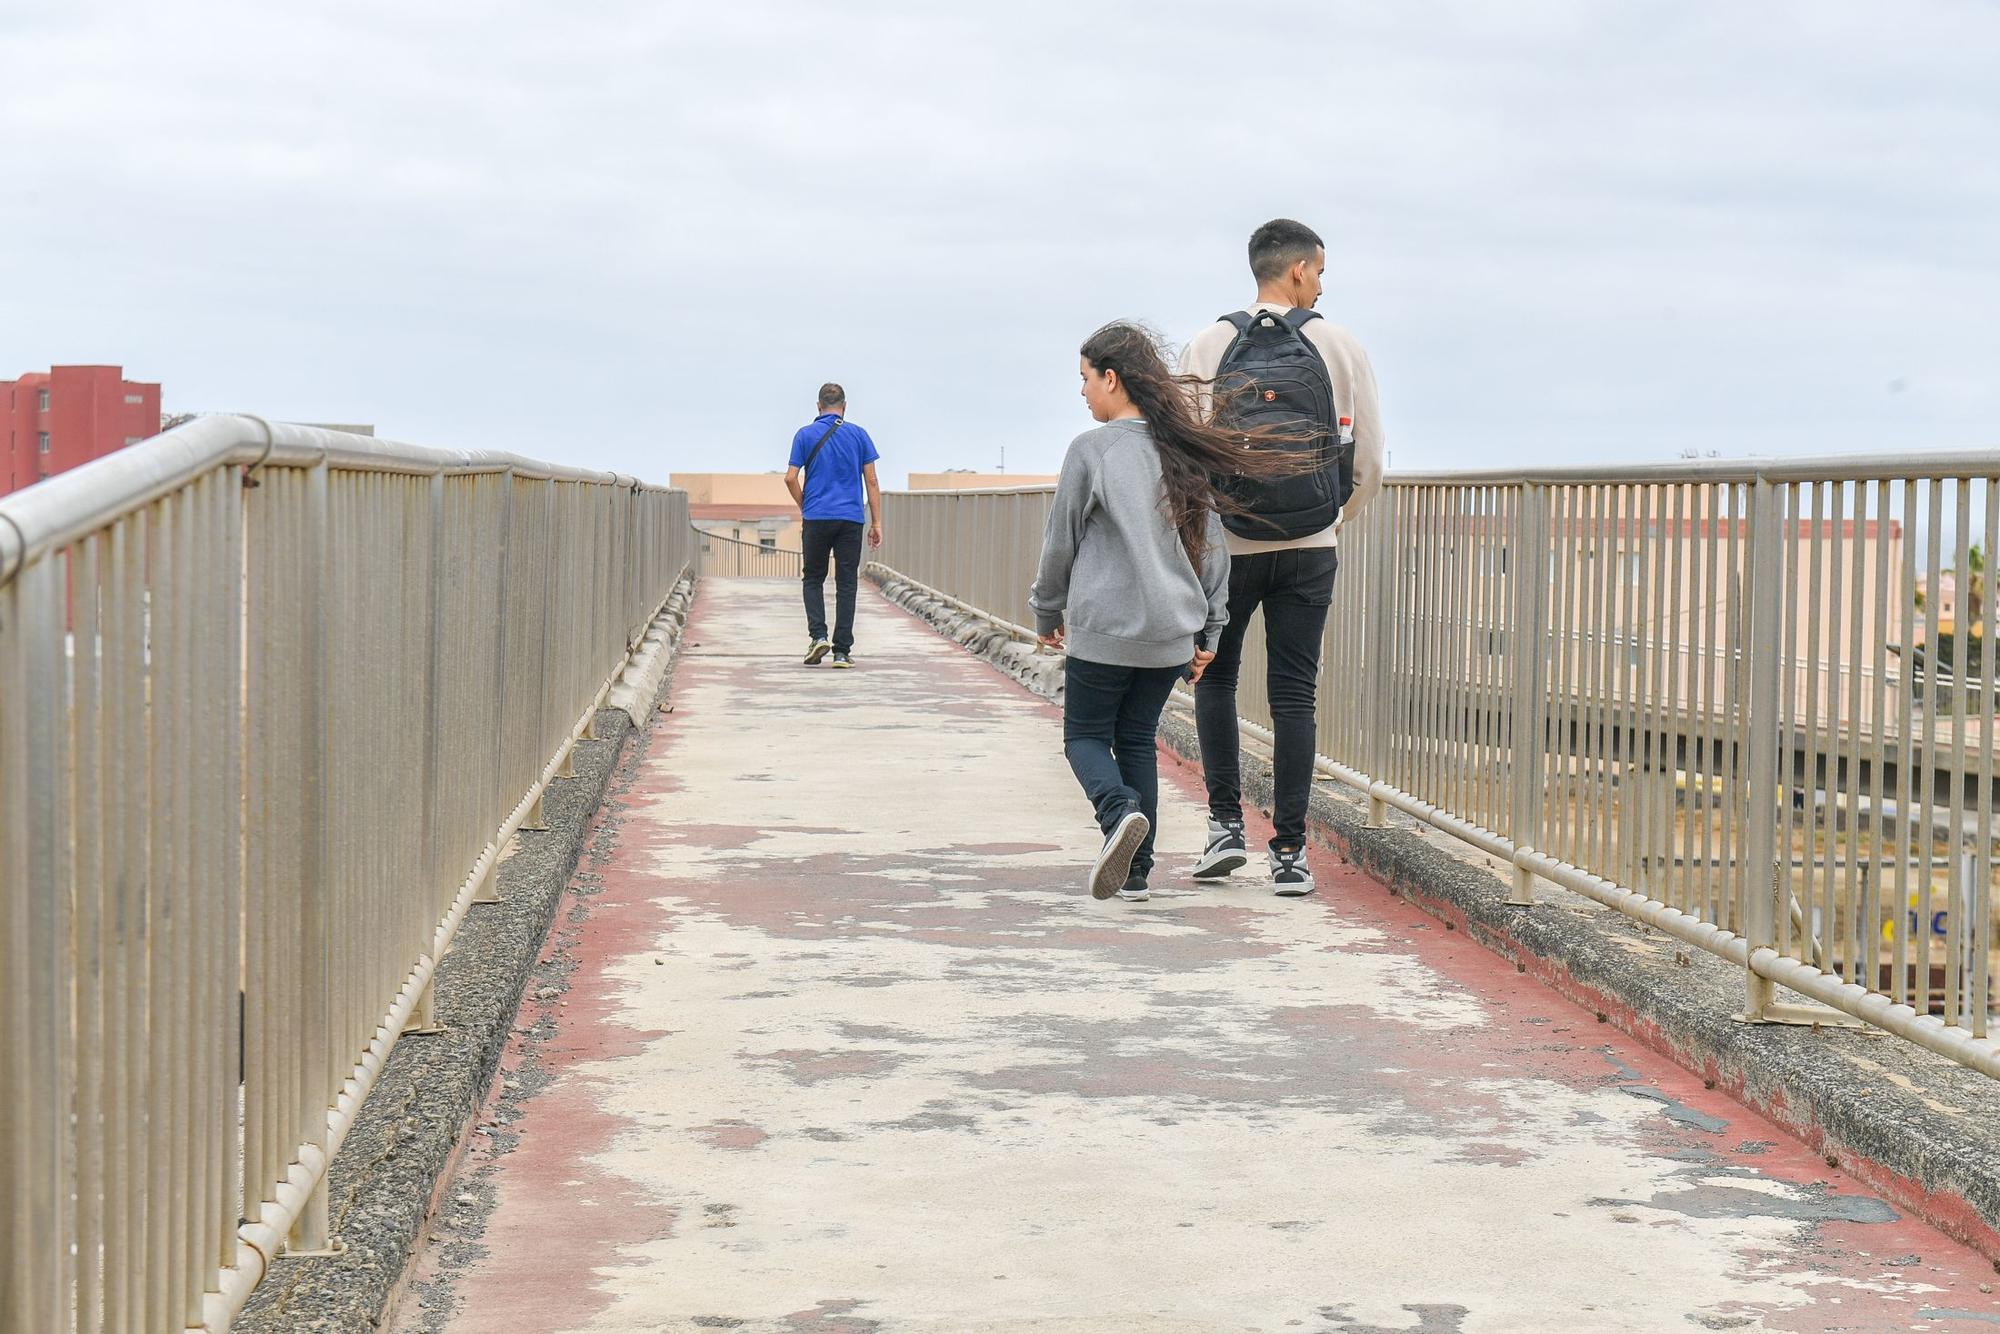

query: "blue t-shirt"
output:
788 414 879 523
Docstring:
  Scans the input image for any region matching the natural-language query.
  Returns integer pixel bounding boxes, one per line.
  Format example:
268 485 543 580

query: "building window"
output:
38 432 50 453
124 393 144 405
759 533 777 552
37 390 49 411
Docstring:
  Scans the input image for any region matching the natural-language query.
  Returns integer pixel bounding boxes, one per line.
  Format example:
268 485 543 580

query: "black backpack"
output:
1211 308 1349 540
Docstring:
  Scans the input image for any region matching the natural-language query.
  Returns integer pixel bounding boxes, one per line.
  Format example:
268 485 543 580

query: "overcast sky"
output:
3 1 1995 486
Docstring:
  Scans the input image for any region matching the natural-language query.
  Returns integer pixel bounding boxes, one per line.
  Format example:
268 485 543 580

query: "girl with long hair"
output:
1030 321 1314 902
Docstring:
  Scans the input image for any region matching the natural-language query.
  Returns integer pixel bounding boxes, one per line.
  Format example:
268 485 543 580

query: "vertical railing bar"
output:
1946 480 1972 1026
1591 484 1616 877
1894 479 1919 1008
73 534 105 1332
1842 483 1870 988
1486 486 1508 831
115 509 147 1333
1647 481 1672 898
1550 485 1578 868
1821 481 1847 976
1613 482 1636 887
1976 479 1997 1037
1802 481 1826 962
1694 483 1718 924
1918 481 1944 1018
1867 480 1893 1013
1724 483 1749 934
1445 487 1468 819
1775 484 1797 949
1665 483 1691 916
1742 478 1785 1019
1425 485 1446 808
1632 484 1657 892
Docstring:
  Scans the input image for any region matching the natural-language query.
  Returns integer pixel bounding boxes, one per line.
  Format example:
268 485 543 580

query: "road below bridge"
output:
395 579 1999 1334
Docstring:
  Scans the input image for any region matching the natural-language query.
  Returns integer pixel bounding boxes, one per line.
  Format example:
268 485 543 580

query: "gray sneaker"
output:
804 638 833 665
1270 846 1315 897
1090 809 1150 900
1192 818 1248 879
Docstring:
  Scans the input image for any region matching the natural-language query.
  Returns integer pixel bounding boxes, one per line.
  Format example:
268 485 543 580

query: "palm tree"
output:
1965 543 1986 628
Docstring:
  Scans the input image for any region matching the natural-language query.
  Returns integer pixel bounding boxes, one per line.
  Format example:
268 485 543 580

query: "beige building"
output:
673 472 803 559
908 471 1059 491
1426 504 1907 732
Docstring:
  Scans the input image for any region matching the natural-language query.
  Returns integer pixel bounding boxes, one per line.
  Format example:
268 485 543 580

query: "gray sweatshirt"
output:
1029 419 1231 669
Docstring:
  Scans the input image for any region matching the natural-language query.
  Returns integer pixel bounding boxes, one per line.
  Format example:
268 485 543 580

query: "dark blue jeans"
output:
802 519 864 653
1195 547 1338 849
1063 656 1185 879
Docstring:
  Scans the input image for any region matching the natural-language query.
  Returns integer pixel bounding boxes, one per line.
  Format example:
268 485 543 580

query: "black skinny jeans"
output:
1062 656 1185 880
801 519 864 653
1194 547 1338 850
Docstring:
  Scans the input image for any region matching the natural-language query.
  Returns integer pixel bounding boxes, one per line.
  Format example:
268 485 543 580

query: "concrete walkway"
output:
397 579 2000 1334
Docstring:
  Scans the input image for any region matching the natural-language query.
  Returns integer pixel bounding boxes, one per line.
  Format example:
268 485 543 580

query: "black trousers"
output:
1062 656 1185 879
801 519 864 653
1194 547 1338 849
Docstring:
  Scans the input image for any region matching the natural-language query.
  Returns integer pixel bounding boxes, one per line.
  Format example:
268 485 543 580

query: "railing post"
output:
420 473 446 927
1740 477 1785 1021
478 473 515 908
1507 483 1551 905
402 960 440 1037
289 459 337 1257
1365 496 1397 827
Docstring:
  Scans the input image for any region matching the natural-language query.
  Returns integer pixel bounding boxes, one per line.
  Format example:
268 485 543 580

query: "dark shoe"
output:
1192 818 1248 880
830 651 854 669
1090 809 1150 900
1270 845 1315 897
804 638 832 665
1117 872 1151 903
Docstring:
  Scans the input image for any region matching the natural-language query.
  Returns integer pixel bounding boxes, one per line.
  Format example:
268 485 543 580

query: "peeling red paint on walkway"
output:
399 581 2000 1334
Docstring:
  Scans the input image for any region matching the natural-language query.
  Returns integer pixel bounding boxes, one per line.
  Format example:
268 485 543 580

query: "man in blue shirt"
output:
786 382 883 668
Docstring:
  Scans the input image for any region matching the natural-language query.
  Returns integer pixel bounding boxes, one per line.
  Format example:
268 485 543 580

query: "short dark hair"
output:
1247 219 1324 284
817 382 846 411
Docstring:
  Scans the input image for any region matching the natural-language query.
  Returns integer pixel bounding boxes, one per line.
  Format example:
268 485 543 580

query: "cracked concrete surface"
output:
393 579 2000 1334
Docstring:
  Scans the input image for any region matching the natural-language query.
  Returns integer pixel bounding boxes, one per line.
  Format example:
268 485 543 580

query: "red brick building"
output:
1 365 161 497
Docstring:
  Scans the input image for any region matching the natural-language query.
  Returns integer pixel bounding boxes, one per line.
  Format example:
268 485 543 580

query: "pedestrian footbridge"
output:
3 419 1998 1331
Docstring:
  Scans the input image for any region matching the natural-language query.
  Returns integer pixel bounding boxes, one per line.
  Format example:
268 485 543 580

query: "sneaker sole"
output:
1272 881 1316 898
830 660 853 669
1090 812 1150 900
1191 849 1247 879
1118 888 1151 902
804 645 831 665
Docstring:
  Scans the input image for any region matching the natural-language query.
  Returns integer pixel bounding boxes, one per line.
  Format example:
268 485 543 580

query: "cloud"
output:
2 0 1995 482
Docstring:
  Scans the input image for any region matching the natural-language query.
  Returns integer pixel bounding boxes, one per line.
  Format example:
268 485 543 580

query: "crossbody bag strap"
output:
800 417 844 481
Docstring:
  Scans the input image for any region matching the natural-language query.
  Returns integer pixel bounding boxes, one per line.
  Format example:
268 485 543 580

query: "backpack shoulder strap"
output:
1282 307 1323 332
800 417 844 475
1218 311 1254 333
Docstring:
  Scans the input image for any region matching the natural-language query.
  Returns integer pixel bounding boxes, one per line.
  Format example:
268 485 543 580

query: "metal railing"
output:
876 455 1998 1079
696 525 804 579
0 416 693 1331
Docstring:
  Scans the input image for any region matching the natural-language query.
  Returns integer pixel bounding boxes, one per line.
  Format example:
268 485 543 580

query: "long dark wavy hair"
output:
1079 321 1320 574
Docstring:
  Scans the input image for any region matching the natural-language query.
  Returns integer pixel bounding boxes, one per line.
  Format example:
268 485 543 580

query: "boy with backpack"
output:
1179 219 1385 896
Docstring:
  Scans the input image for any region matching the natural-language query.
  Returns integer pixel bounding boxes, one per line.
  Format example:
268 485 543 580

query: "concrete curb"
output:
868 567 2000 1270
237 575 697 1332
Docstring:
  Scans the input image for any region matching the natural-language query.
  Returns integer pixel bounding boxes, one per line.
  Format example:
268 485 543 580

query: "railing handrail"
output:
696 525 791 554
0 416 674 585
881 448 2000 499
